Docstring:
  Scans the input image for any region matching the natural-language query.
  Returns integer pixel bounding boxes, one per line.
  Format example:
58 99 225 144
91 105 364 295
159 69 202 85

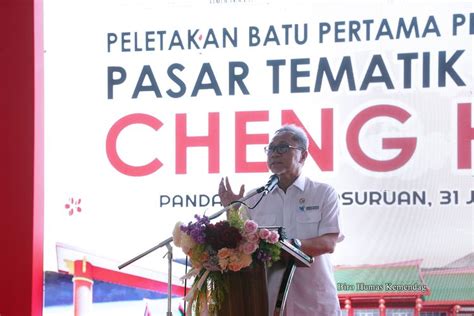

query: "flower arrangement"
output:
172 206 281 315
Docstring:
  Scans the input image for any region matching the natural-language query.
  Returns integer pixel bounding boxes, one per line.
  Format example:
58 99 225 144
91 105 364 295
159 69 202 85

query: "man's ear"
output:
300 150 308 163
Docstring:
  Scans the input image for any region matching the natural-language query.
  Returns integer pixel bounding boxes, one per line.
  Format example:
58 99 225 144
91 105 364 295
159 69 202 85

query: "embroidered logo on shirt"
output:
305 205 319 211
298 198 306 211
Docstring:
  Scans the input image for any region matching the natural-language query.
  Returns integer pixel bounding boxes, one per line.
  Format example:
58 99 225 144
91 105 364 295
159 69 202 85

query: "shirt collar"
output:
270 174 306 193
292 174 306 191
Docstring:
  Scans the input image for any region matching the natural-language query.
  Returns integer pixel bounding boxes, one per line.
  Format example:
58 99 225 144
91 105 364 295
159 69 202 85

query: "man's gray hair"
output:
274 124 308 150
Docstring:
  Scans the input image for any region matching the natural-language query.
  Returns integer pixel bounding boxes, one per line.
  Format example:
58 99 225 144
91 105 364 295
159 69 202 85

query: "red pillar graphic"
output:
344 298 354 316
378 298 386 316
414 297 423 316
73 259 94 316
450 305 461 316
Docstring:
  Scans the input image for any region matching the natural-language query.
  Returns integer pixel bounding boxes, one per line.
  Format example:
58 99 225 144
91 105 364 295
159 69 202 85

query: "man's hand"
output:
300 233 339 257
218 177 245 207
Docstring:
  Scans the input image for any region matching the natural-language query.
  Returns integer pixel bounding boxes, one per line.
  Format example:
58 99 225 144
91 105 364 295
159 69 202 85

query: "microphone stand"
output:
117 189 265 316
118 237 173 315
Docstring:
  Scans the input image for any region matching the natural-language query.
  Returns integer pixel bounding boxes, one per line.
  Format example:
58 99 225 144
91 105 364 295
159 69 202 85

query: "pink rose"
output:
241 242 259 254
267 231 279 244
258 228 271 240
246 232 260 243
243 220 258 234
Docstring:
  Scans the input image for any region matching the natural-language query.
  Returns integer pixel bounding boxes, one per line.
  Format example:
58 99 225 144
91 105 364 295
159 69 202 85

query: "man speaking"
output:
219 124 344 315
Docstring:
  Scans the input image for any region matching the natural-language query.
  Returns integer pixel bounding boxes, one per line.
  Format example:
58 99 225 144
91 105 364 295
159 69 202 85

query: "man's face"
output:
266 132 307 177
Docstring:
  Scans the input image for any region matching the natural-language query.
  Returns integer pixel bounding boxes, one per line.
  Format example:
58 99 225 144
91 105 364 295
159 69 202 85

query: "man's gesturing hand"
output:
218 177 245 207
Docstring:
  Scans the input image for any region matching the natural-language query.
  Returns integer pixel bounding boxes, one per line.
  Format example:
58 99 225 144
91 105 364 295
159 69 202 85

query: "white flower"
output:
180 234 196 255
172 221 184 247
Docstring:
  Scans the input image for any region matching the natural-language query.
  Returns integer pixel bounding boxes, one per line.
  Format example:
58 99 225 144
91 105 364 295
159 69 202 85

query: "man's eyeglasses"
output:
264 144 304 155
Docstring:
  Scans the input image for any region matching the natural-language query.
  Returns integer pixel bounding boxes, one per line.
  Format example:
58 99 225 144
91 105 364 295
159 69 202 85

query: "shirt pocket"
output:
295 210 322 239
296 209 322 223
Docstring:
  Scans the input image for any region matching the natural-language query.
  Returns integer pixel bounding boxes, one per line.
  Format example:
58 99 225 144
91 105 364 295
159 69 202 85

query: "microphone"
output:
257 174 280 195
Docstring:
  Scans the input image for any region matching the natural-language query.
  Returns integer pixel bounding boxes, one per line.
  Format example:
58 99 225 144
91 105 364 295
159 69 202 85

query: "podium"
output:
218 238 313 316
218 260 269 315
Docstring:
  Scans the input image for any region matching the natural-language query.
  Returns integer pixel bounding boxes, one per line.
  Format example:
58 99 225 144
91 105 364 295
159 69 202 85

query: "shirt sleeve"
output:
319 184 344 242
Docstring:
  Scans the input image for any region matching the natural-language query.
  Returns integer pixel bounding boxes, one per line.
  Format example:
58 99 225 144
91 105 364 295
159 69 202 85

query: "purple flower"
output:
180 215 210 244
256 249 272 262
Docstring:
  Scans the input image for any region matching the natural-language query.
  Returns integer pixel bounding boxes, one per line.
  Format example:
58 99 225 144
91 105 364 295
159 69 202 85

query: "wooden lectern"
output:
218 237 313 316
218 260 269 315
